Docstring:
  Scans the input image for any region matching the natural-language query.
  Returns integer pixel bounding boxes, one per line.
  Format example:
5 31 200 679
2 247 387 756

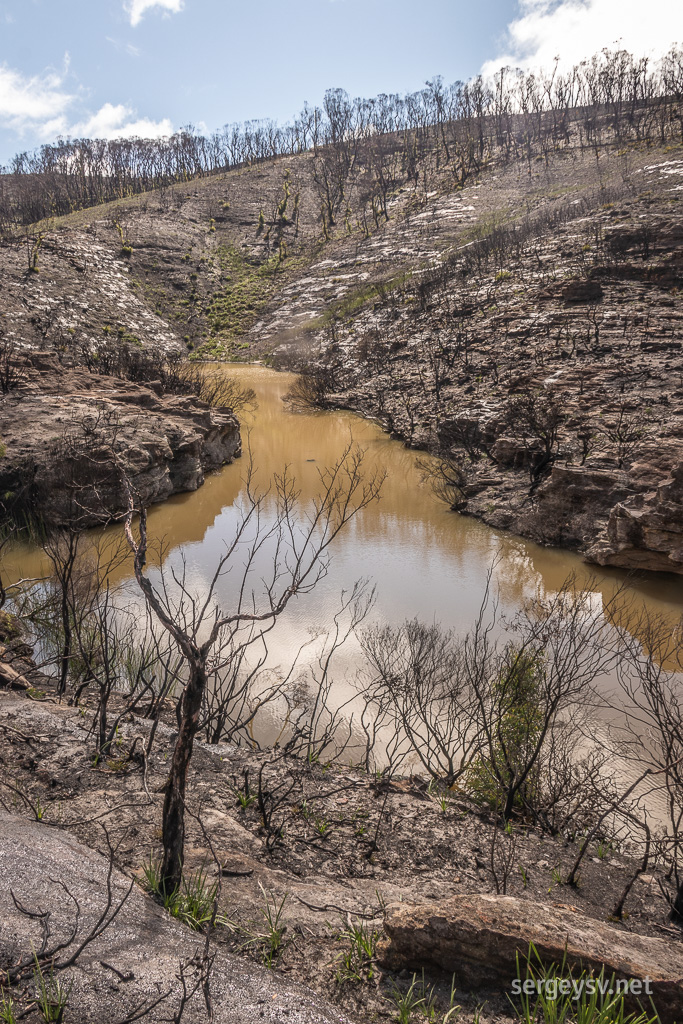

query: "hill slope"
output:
1 128 682 569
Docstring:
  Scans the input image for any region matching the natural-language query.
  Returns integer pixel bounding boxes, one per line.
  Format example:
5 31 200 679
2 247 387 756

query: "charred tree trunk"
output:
160 656 206 894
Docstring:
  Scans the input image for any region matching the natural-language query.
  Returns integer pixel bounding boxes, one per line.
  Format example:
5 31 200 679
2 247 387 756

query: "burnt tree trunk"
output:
160 656 206 894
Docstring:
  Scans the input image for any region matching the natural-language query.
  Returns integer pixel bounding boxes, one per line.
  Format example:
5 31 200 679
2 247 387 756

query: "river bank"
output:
272 147 683 576
0 351 242 529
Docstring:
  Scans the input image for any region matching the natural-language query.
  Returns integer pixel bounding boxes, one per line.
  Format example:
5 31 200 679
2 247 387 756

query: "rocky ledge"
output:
586 462 683 574
0 354 241 527
379 895 683 1023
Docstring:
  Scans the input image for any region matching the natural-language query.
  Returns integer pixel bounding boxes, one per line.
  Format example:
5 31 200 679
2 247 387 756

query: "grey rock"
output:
0 812 354 1024
378 894 683 1023
587 461 683 574
0 364 241 527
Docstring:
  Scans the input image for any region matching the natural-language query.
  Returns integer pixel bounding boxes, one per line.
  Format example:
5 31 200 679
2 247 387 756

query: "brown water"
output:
5 363 683 653
6 363 682 816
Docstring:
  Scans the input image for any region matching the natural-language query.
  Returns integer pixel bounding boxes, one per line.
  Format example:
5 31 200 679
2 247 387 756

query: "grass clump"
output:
335 919 379 984
142 857 223 931
239 885 289 969
32 955 72 1024
205 245 279 343
512 945 659 1024
0 991 17 1024
390 970 460 1023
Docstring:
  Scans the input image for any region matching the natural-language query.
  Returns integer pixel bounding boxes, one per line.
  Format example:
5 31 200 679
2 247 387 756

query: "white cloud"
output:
0 61 74 134
68 102 173 140
0 58 172 147
106 36 143 57
125 0 184 28
483 0 683 76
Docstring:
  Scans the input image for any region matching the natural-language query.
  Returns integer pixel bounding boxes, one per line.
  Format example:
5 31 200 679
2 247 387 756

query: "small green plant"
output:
596 840 613 860
0 989 18 1024
518 864 529 889
256 884 288 968
335 919 378 984
312 816 332 837
25 688 46 701
495 269 512 283
466 649 545 814
33 955 72 1023
390 970 459 1022
234 773 256 810
142 857 221 930
391 973 426 1022
236 790 256 810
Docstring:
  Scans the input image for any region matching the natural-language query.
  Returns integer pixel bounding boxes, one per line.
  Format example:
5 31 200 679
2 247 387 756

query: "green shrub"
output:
467 648 544 811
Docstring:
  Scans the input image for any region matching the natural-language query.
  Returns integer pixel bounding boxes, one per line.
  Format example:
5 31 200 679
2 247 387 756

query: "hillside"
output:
0 86 682 567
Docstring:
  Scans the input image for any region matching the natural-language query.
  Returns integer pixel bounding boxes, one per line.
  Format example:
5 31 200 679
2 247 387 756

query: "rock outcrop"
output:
0 357 241 526
0 811 354 1024
587 461 683 574
379 895 683 1022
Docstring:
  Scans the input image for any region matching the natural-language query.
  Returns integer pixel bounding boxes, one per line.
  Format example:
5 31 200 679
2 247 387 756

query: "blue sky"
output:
0 0 680 164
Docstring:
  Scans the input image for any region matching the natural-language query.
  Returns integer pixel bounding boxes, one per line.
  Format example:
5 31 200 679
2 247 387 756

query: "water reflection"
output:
4 363 683 666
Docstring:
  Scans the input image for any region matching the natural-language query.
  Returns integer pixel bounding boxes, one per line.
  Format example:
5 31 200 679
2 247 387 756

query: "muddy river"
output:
6 364 683 655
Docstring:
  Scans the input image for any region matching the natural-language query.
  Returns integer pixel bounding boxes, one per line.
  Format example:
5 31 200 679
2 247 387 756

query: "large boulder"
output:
587 462 683 574
537 464 637 515
378 895 683 1022
0 812 354 1024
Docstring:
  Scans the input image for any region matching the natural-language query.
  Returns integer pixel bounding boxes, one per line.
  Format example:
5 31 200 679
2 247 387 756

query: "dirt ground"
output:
1 628 679 1024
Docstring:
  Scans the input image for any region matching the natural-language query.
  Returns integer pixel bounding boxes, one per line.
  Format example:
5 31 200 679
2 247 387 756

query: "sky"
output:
0 0 681 165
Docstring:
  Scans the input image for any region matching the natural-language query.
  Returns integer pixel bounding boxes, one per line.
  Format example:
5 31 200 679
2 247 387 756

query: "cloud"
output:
106 36 143 57
68 102 173 140
483 0 683 76
125 0 184 28
0 58 171 147
0 61 74 135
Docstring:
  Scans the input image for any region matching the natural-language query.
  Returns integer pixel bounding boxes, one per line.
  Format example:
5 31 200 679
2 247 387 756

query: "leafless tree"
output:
612 607 683 919
464 573 624 823
503 389 565 484
360 618 483 786
122 445 383 893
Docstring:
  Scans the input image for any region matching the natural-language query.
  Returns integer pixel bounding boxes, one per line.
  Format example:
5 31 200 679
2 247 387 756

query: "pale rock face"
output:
0 811 354 1024
587 461 683 574
0 359 241 527
378 894 683 1023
